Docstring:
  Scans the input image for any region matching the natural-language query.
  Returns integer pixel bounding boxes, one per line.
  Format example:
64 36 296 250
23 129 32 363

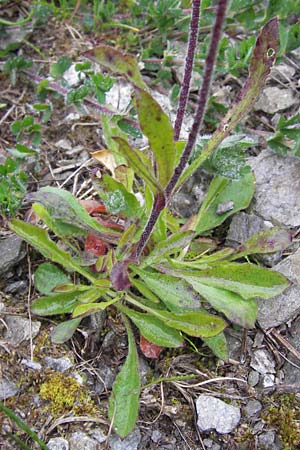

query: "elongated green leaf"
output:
188 282 257 328
34 263 70 295
129 277 160 304
182 262 289 300
118 305 184 348
113 137 162 193
31 291 81 316
146 308 226 338
232 227 292 259
132 267 201 312
141 231 194 268
179 18 279 187
135 87 176 187
109 316 140 438
194 173 255 235
51 318 81 343
72 298 119 318
202 333 229 361
102 174 141 217
30 187 120 244
9 220 95 282
83 45 147 89
126 294 226 338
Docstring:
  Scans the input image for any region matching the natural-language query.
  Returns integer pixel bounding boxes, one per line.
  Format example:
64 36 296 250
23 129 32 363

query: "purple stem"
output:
165 0 228 198
174 0 201 141
134 0 228 259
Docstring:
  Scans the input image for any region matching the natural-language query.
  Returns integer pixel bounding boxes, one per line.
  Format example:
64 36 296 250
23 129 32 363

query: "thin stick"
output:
174 0 201 141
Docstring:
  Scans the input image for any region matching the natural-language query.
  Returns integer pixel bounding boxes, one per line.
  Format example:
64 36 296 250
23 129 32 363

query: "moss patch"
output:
262 394 300 449
39 372 97 416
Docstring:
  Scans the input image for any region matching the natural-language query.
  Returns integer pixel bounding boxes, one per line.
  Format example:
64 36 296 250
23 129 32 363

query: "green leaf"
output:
109 316 141 438
194 173 255 235
72 297 119 318
132 267 201 313
102 174 141 217
232 227 292 259
31 291 81 316
50 318 82 343
179 18 279 187
144 308 226 338
34 263 70 295
118 305 184 348
83 44 146 89
182 262 289 300
141 231 194 268
32 203 86 237
135 87 176 188
202 333 229 361
31 187 120 243
187 282 257 328
50 56 72 80
113 137 162 193
9 220 95 282
129 277 160 304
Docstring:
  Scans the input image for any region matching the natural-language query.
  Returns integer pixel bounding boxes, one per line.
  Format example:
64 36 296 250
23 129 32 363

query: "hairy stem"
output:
134 0 228 259
174 0 201 141
165 0 228 198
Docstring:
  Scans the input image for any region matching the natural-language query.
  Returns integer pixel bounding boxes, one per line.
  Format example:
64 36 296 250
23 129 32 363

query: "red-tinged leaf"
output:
179 18 279 187
140 335 163 359
95 217 124 231
110 260 131 291
84 234 106 257
83 45 147 89
79 199 107 215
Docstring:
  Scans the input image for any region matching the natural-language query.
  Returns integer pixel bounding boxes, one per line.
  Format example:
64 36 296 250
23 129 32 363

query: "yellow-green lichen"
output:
39 372 97 416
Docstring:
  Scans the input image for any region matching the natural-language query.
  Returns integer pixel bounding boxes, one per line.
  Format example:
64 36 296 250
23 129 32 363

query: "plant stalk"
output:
174 0 201 141
134 0 228 259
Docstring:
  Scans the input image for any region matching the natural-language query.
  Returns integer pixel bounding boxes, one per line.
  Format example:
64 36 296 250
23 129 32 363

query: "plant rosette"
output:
9 4 290 438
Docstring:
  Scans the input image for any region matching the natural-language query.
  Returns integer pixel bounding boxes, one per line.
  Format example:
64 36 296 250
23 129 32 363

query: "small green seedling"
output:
10 1 290 438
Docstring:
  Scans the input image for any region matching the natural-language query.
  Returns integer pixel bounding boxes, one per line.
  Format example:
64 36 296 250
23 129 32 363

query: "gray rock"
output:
151 429 162 443
249 149 300 228
227 212 273 245
171 192 193 218
108 427 141 450
244 400 262 418
94 361 115 394
250 349 276 375
69 432 100 450
0 235 25 275
44 356 73 372
90 428 106 444
0 378 19 400
3 316 41 346
272 64 296 81
47 437 69 450
258 430 283 450
21 359 42 370
282 317 300 384
248 370 260 387
226 212 282 266
254 87 296 113
196 395 241 434
62 64 85 88
4 280 27 294
257 248 300 329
